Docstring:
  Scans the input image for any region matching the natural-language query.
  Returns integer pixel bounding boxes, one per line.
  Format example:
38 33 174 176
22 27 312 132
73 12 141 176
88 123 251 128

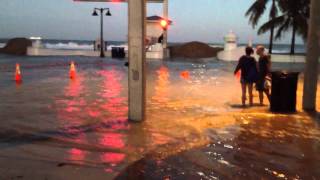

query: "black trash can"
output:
111 47 125 59
270 71 299 113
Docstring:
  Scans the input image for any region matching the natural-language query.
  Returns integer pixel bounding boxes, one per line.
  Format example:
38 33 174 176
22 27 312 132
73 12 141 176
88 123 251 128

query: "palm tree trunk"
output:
290 25 296 55
269 27 274 54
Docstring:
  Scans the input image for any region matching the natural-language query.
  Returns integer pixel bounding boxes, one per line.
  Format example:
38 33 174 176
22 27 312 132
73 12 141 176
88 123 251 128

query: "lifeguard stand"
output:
146 15 172 56
146 16 172 45
223 31 238 51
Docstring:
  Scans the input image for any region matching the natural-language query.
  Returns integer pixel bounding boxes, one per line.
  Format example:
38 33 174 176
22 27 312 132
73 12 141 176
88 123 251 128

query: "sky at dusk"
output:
0 0 303 44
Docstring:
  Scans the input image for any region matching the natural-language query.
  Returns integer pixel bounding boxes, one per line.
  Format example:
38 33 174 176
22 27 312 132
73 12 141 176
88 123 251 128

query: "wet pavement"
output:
116 112 320 180
0 55 319 179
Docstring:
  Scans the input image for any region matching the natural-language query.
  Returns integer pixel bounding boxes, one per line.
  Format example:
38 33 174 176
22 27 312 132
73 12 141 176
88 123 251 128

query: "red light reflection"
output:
101 152 125 164
98 69 128 119
100 133 125 149
98 69 127 167
69 148 87 164
56 75 89 164
54 67 128 169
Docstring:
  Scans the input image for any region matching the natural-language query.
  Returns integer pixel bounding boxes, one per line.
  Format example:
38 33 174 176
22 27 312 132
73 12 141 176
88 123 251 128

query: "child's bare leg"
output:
259 91 264 105
248 83 253 106
264 88 271 103
241 83 247 106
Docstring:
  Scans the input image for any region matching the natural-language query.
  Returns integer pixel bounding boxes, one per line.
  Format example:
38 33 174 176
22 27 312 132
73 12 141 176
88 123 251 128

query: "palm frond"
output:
295 15 309 40
269 0 279 18
257 15 286 35
245 0 268 27
274 17 291 39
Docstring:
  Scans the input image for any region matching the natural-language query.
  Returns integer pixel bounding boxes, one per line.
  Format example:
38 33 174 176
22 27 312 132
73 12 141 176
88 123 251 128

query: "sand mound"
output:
0 38 32 55
169 41 223 59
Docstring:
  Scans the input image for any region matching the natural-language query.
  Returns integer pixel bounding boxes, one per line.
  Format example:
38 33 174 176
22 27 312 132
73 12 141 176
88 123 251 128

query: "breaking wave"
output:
44 42 93 50
0 43 5 48
43 42 128 51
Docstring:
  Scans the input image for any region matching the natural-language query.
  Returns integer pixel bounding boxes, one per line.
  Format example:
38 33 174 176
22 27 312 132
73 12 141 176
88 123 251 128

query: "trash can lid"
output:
271 71 300 75
271 71 300 79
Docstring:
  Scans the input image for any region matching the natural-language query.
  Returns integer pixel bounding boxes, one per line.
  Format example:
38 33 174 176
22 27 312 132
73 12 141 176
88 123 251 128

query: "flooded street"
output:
0 55 319 179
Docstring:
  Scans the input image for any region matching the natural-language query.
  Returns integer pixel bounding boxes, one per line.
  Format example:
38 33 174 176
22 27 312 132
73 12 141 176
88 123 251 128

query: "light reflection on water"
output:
0 58 319 179
54 67 129 170
152 65 170 105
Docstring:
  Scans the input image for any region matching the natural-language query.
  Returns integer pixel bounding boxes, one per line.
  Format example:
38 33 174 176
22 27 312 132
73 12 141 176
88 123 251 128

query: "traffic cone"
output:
15 63 22 82
70 61 76 79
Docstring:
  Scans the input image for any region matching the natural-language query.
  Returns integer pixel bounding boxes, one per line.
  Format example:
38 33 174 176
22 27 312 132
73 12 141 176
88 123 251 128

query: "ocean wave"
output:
0 43 5 48
272 49 290 53
272 49 305 54
44 42 94 50
209 44 224 48
43 42 128 51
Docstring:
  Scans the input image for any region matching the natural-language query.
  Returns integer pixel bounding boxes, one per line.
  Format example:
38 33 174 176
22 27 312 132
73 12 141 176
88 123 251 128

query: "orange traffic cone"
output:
70 61 76 79
15 63 22 82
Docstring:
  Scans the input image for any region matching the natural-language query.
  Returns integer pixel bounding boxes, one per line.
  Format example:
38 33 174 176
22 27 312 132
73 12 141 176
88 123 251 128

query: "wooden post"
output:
303 0 320 111
163 0 168 58
128 0 146 121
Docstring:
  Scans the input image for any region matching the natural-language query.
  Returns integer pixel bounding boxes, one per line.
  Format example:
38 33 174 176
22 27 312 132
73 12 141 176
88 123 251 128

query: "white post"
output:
303 0 320 111
128 0 146 121
163 0 168 58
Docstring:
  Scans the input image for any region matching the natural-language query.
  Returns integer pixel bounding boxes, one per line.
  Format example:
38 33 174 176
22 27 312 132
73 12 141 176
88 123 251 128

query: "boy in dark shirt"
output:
256 46 271 105
234 47 258 106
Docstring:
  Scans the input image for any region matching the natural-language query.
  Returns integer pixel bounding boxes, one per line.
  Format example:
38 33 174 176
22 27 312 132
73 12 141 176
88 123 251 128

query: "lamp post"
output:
92 8 112 58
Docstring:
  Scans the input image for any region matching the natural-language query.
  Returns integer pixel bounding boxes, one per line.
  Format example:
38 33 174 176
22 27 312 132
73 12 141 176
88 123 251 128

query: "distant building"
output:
146 15 172 46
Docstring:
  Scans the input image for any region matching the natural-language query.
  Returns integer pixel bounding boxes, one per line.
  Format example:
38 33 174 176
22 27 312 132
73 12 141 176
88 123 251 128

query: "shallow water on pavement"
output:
0 55 319 179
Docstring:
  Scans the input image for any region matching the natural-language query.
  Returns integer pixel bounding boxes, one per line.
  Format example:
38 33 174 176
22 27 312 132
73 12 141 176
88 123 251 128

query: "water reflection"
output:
101 152 126 164
69 148 87 164
99 133 125 149
1 59 320 179
98 68 128 120
97 68 127 169
152 65 170 105
115 111 320 179
56 75 90 164
201 112 320 179
62 75 85 116
55 68 128 169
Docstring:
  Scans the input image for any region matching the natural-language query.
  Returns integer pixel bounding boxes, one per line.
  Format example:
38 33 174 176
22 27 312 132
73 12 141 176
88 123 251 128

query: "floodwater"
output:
0 55 319 179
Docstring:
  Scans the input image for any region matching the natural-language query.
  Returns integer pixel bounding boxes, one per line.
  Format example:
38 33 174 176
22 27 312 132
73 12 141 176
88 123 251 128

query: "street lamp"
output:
92 8 112 58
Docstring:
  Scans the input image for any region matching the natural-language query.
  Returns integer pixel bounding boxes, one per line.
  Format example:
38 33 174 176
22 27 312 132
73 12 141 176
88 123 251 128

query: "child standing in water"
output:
234 47 258 106
256 45 271 105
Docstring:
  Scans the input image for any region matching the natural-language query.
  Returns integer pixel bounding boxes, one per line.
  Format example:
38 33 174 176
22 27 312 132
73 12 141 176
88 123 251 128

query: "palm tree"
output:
257 0 310 54
246 0 279 54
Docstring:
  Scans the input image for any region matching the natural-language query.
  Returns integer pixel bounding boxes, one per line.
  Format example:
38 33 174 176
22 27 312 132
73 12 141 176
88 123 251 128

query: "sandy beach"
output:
0 55 319 179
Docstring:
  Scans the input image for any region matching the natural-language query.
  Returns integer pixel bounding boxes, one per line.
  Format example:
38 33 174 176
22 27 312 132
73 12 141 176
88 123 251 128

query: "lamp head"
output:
92 10 98 16
106 9 112 16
